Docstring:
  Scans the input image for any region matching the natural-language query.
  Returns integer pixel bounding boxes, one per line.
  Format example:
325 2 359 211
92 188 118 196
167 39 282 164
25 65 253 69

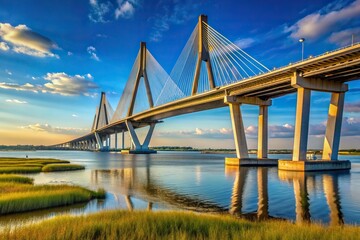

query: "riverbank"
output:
0 157 85 173
1 210 359 239
0 174 105 215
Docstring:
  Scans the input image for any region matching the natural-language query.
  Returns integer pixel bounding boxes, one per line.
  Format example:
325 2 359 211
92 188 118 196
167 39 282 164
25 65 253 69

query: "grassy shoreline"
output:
0 157 85 173
0 157 104 215
1 210 359 239
0 175 105 215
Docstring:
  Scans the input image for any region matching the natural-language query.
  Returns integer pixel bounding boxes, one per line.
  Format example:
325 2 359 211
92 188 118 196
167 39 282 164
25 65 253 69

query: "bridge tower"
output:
123 42 157 154
91 92 114 151
192 15 215 95
127 42 153 116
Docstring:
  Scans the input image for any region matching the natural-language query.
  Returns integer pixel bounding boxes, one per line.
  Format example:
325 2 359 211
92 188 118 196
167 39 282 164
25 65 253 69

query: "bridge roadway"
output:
69 43 360 143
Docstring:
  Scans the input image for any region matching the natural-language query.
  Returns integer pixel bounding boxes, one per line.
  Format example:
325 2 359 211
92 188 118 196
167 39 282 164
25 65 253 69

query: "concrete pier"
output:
278 160 350 171
225 96 277 166
225 157 278 166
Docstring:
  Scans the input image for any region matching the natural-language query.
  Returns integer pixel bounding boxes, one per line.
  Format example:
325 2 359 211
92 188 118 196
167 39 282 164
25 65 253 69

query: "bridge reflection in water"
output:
91 163 346 225
278 170 344 225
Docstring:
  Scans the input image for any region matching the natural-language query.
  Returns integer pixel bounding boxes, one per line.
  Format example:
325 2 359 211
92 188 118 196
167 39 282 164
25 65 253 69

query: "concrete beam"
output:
224 96 272 106
291 72 348 93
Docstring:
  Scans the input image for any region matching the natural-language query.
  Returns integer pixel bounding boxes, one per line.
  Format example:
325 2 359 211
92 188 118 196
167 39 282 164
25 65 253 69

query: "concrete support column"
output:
322 92 345 161
114 131 118 151
94 132 103 150
228 103 249 159
293 87 311 161
142 123 156 150
258 105 268 159
125 121 156 151
126 121 141 150
122 129 125 149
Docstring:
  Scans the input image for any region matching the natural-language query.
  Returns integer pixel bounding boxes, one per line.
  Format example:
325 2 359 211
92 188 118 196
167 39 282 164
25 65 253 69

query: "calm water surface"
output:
0 150 359 226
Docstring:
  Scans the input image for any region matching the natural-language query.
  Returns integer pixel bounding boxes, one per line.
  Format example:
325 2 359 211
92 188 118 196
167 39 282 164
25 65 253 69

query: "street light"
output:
299 38 305 61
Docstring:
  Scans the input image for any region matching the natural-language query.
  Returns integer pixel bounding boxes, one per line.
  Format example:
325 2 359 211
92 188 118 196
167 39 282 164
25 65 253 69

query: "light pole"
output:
299 38 305 61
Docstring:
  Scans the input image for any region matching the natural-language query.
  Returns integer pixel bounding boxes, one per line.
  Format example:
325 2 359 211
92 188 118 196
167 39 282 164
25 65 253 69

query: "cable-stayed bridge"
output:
56 15 360 171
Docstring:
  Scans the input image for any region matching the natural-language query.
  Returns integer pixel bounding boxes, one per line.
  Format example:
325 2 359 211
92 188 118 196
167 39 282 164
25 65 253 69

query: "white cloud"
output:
0 41 9 51
5 69 12 75
72 114 78 117
43 72 98 96
286 0 360 40
0 23 59 58
5 99 27 104
67 51 73 56
88 0 112 23
0 82 40 93
0 72 98 96
87 46 100 61
156 127 233 139
345 101 360 112
246 124 295 138
234 38 256 49
329 27 360 46
115 1 135 19
21 123 88 135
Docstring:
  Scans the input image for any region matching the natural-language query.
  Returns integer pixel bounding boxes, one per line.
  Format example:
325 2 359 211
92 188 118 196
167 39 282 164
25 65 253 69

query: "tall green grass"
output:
1 210 359 240
0 174 105 214
0 175 33 184
0 157 82 173
42 164 85 172
0 187 99 214
0 166 42 174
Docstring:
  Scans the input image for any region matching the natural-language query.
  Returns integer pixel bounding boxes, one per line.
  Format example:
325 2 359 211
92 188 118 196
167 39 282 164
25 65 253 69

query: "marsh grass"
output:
0 166 42 174
0 175 105 214
0 157 81 173
42 164 85 172
0 210 359 240
0 174 33 184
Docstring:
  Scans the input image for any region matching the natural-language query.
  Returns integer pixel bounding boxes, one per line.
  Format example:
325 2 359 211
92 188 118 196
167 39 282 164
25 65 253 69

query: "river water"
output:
0 150 359 226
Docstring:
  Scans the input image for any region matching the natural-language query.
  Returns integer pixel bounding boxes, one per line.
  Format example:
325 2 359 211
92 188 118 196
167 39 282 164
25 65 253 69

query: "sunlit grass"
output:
0 175 105 215
0 174 33 184
1 210 359 240
0 157 82 173
42 164 85 172
0 166 42 174
0 187 103 214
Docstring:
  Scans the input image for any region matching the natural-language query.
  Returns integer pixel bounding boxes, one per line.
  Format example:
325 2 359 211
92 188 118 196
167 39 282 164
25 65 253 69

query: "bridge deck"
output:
62 43 360 145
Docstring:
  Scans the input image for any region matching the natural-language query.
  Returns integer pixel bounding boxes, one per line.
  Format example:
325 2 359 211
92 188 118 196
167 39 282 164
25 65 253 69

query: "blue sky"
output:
0 0 360 149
